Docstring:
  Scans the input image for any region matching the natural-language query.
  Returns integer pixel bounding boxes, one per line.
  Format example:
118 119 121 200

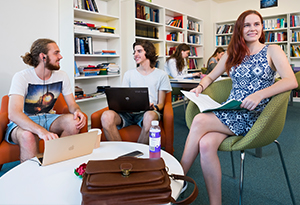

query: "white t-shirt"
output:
9 68 72 115
164 58 193 79
122 68 172 105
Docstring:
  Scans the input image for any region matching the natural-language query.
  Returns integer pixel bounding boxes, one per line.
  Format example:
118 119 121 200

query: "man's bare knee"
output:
101 110 118 128
50 114 80 136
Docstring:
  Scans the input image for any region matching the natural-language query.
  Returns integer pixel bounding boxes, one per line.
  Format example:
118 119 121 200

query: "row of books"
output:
135 3 159 23
187 58 198 70
291 45 300 57
216 35 231 46
166 32 184 42
74 21 116 34
166 46 198 57
265 31 287 43
188 34 201 45
187 20 201 32
166 16 183 28
290 15 300 27
136 24 159 39
75 37 93 55
75 62 120 77
216 24 234 35
263 18 287 30
94 50 117 55
190 46 198 57
73 0 98 12
290 30 300 42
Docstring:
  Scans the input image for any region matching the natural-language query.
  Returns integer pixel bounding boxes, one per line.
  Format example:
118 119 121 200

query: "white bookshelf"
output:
59 0 122 123
121 0 204 73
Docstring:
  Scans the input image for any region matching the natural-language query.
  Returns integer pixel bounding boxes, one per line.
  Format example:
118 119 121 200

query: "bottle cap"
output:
151 120 159 126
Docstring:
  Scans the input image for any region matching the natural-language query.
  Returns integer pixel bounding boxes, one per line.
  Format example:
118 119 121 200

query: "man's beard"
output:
45 57 60 71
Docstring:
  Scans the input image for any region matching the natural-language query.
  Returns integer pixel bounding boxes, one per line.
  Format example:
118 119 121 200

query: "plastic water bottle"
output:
149 120 161 158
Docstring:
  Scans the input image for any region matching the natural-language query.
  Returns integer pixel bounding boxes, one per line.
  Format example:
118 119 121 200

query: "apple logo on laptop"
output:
69 145 74 151
125 96 130 101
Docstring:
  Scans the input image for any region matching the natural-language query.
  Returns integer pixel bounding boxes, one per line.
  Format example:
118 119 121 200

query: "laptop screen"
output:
105 87 150 112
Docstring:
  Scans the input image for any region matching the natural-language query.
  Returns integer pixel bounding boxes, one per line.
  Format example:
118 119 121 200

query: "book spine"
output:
80 38 85 54
87 36 93 54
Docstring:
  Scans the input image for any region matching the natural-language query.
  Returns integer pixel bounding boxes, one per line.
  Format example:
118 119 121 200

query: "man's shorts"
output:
4 113 61 145
117 110 161 130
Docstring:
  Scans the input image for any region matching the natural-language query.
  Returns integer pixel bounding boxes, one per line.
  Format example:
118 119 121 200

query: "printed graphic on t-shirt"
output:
24 82 62 115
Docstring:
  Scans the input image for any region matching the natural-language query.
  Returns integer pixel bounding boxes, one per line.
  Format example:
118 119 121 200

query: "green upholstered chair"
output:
290 71 300 105
185 78 296 205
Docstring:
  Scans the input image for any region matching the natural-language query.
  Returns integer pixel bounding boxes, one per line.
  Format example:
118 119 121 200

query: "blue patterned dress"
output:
213 45 276 136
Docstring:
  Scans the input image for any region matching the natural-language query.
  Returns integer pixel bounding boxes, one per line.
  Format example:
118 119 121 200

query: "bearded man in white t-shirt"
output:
5 38 86 163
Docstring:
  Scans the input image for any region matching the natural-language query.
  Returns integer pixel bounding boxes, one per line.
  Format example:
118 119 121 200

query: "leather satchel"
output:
80 157 198 205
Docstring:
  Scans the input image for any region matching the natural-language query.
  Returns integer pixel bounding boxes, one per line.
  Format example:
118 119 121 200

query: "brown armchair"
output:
91 92 174 155
0 93 88 170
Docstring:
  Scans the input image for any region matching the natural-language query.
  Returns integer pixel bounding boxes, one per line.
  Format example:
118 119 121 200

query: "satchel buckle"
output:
120 163 133 177
122 169 131 177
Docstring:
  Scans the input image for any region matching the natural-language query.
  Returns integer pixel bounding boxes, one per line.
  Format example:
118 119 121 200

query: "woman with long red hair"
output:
180 10 298 204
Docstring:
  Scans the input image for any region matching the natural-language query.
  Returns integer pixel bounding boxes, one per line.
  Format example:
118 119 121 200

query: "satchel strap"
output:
169 174 199 205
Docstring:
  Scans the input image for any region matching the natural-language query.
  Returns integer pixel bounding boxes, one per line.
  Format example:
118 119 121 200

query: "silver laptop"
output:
36 131 98 166
105 87 150 112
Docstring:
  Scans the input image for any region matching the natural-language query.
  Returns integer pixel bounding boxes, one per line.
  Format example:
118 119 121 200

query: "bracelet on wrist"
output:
198 84 204 91
154 105 159 112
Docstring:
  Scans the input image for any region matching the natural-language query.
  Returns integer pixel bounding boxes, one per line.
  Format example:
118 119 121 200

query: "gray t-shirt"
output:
122 68 172 104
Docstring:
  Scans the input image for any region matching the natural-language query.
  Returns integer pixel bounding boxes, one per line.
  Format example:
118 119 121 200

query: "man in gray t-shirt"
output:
100 40 171 144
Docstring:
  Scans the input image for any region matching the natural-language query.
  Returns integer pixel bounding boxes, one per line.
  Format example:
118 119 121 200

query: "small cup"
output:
88 128 102 149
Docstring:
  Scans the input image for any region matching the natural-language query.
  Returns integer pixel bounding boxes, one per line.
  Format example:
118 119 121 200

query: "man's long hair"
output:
21 38 56 67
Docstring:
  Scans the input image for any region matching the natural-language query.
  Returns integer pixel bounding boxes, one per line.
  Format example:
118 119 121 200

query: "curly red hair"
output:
225 10 265 75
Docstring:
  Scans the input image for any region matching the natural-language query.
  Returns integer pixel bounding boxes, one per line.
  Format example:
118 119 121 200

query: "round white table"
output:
0 141 184 204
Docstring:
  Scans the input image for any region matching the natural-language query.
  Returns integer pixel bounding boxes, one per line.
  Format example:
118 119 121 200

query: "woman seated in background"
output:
205 47 225 74
164 43 202 80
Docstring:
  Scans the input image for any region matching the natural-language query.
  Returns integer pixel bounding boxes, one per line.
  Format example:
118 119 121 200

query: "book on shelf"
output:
135 3 159 23
154 43 160 56
174 16 183 28
136 24 159 39
90 0 98 12
181 90 243 113
168 46 176 55
144 6 150 21
99 26 115 34
188 34 201 44
74 0 98 12
75 37 93 55
190 46 198 57
188 58 197 70
74 61 80 77
136 3 142 19
188 20 201 32
94 50 117 55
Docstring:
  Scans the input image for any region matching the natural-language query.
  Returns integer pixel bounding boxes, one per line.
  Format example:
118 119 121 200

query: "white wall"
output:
197 0 300 66
0 0 61 99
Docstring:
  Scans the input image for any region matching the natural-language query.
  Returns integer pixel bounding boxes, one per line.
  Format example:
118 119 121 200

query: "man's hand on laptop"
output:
149 103 155 110
39 130 59 141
